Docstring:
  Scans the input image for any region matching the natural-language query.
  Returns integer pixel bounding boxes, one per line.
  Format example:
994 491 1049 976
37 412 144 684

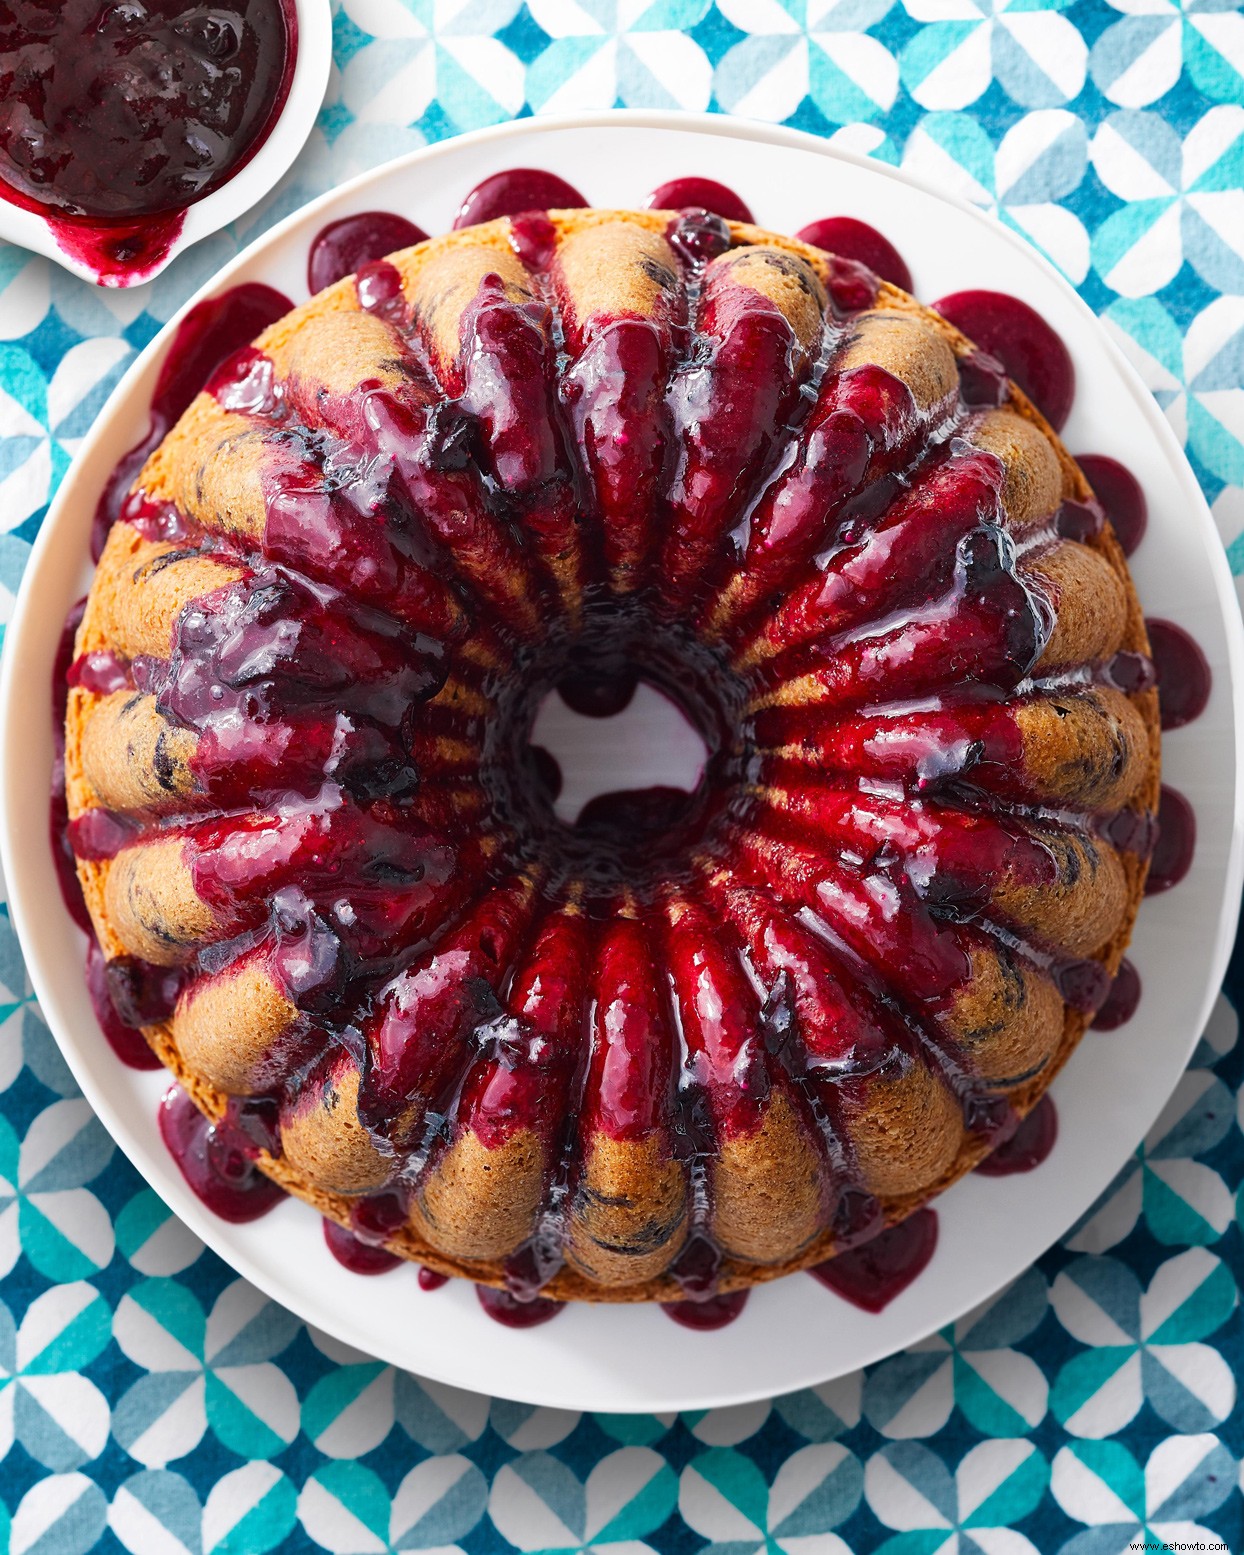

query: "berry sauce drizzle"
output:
664 1290 749 1329
0 0 295 284
795 217 913 293
475 1284 564 1328
54 286 289 1071
322 1217 401 1274
647 178 754 224
307 213 429 295
50 601 92 936
810 1210 939 1313
419 1267 449 1292
1147 618 1212 730
354 258 404 318
932 290 1075 431
67 807 139 861
508 211 558 270
85 940 161 1070
1093 958 1141 1031
453 169 587 229
1146 786 1196 895
976 1096 1057 1176
159 1085 285 1222
92 281 293 559
1076 454 1147 557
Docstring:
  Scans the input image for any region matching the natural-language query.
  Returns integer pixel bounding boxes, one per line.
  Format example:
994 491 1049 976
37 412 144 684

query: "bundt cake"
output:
63 207 1160 1302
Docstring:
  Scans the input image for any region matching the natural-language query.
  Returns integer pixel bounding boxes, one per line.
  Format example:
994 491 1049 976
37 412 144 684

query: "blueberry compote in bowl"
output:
0 0 331 286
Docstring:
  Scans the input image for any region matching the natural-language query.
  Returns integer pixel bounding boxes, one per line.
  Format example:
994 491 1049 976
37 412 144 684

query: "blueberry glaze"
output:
60 187 1177 1312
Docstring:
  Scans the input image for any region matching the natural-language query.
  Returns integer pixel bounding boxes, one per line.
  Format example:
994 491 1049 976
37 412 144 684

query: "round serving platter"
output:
2 111 1241 1412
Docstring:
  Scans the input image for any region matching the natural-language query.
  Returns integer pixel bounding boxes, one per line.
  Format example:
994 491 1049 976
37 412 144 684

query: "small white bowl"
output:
0 0 331 289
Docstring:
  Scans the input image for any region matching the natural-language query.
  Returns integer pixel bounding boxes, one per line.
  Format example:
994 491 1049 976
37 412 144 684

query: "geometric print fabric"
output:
2 2 1244 1549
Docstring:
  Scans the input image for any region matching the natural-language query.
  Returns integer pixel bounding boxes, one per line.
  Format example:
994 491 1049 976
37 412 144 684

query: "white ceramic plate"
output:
3 113 1242 1413
0 0 332 288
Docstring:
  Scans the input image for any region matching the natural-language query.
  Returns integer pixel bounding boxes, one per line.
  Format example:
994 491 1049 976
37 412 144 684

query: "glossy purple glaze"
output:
1054 496 1105 546
1103 649 1157 697
1146 786 1196 894
509 210 558 270
85 941 161 1070
307 212 429 295
795 216 913 293
322 1217 402 1274
68 649 130 696
159 1085 285 1222
475 1284 564 1327
92 282 293 558
557 668 640 719
354 257 404 318
453 168 587 229
45 211 187 286
1147 618 1211 731
976 1096 1057 1176
664 1290 749 1329
810 1209 938 1313
101 956 182 1029
1076 454 1147 557
346 1192 406 1246
932 290 1075 431
527 744 563 801
1092 958 1141 1031
67 807 139 861
647 177 753 224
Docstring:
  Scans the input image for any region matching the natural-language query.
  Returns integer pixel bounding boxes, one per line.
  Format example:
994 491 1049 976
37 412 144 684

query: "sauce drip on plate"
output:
933 289 1076 432
159 1084 285 1222
475 1284 564 1328
1093 958 1141 1031
307 212 429 294
976 1096 1057 1177
810 1210 939 1313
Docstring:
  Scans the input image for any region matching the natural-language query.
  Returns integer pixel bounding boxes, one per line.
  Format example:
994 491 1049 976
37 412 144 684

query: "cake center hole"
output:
529 675 710 827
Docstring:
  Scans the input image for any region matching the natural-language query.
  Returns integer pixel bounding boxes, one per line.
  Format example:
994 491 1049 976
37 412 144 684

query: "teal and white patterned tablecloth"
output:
2 4 1244 1552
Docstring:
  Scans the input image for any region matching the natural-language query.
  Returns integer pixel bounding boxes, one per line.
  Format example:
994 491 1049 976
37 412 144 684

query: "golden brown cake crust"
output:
66 210 1159 1302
